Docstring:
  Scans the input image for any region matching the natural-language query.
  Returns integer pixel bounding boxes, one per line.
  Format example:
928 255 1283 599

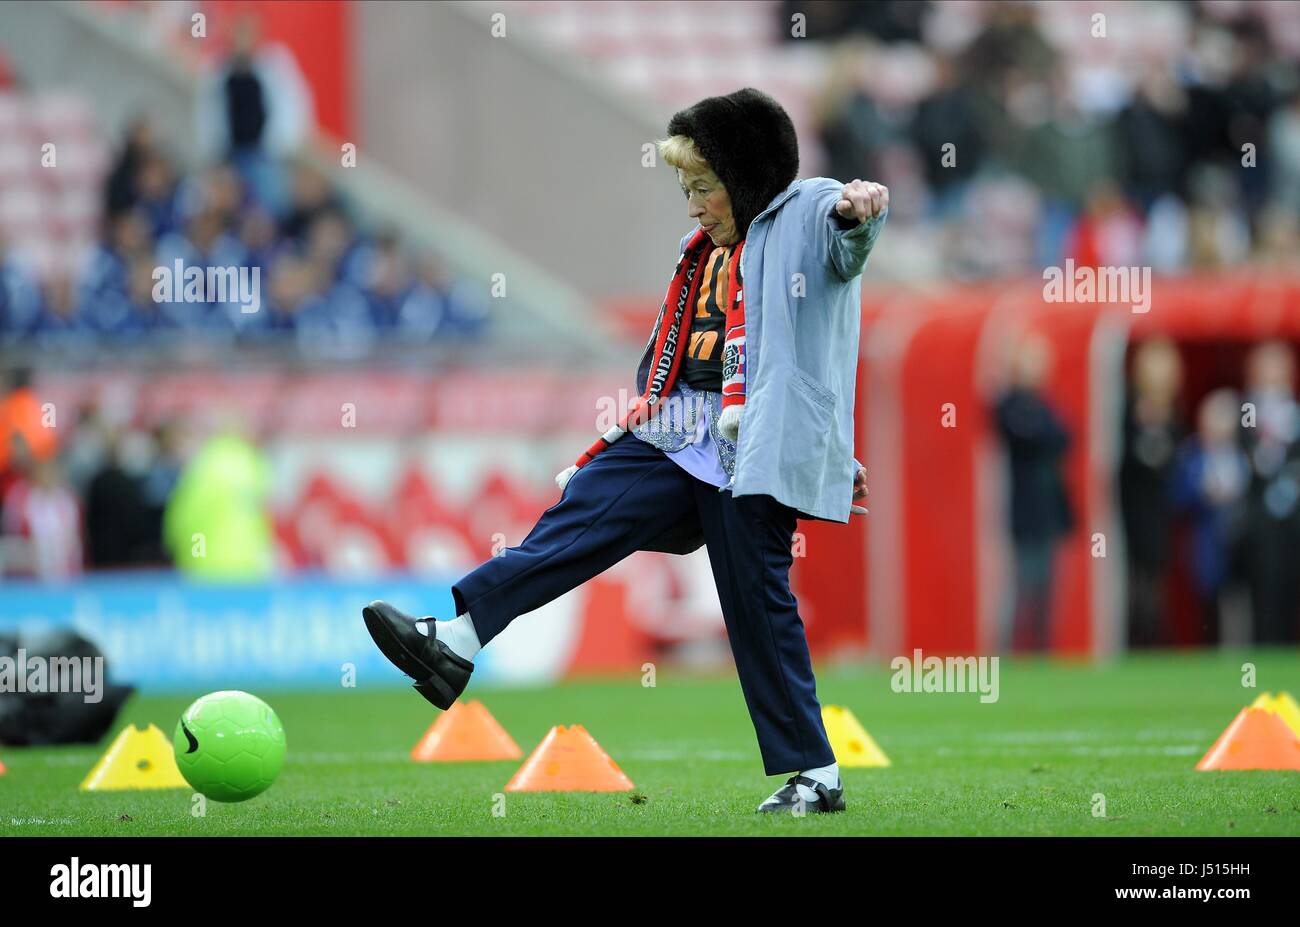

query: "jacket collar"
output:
749 179 802 231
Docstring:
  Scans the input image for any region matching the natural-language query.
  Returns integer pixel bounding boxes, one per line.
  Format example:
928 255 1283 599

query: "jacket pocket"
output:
791 368 836 413
780 369 836 486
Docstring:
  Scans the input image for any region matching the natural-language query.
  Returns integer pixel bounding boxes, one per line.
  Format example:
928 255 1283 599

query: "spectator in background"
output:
293 255 376 361
1169 389 1251 646
60 402 110 497
195 14 313 217
1240 341 1300 643
124 255 169 333
1066 179 1144 269
139 419 187 529
777 0 927 43
962 2 1056 89
101 113 183 249
909 53 984 218
1 457 82 580
163 423 272 579
132 151 181 241
83 427 157 568
30 275 95 354
1253 204 1300 270
1184 163 1252 270
1120 339 1185 647
0 243 43 339
181 162 249 238
252 251 316 339
391 253 449 342
995 333 1075 652
1219 19 1282 221
1268 89 1300 217
104 115 158 221
1016 70 1120 254
1115 63 1190 212
360 230 414 326
305 207 365 287
279 160 343 243
0 368 57 479
237 206 283 274
813 40 897 188
154 208 249 334
420 256 490 340
77 210 152 336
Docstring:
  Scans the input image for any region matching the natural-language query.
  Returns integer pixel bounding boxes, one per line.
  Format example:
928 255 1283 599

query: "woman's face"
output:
678 168 737 246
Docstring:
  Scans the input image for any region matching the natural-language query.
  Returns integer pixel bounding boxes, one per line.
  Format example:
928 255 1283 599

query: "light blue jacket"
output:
631 177 886 554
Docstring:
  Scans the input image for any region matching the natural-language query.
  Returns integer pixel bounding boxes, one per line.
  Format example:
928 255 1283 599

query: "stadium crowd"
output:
1 0 1298 652
0 19 488 357
5 331 1300 650
1120 339 1300 647
800 0 1300 279
993 334 1300 650
0 368 181 578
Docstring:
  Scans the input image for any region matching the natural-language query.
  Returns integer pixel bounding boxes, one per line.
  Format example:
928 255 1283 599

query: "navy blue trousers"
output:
451 432 835 775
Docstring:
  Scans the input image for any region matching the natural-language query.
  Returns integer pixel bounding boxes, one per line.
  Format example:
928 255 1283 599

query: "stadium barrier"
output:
0 571 659 691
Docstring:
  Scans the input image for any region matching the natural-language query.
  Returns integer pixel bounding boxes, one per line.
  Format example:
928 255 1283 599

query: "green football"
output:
173 691 287 802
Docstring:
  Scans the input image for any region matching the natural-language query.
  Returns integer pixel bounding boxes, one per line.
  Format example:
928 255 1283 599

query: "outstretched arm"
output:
818 179 889 282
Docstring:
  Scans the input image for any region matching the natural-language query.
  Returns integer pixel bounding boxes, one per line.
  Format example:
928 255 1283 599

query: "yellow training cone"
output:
1251 692 1300 738
1274 692 1300 736
80 724 189 791
822 705 890 767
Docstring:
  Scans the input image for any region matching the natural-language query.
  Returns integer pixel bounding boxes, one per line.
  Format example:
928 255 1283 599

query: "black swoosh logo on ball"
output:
181 720 199 754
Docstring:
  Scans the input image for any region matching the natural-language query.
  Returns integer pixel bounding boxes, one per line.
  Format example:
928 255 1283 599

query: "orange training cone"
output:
1250 691 1300 738
411 700 522 762
1196 707 1300 771
0 757 6 775
505 724 634 792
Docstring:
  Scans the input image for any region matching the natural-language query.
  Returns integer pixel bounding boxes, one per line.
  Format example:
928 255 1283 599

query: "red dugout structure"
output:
795 273 1300 660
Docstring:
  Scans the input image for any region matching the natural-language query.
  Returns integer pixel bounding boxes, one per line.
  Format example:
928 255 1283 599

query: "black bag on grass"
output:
0 630 134 746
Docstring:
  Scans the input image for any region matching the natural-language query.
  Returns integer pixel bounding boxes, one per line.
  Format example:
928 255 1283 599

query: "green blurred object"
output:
163 433 273 578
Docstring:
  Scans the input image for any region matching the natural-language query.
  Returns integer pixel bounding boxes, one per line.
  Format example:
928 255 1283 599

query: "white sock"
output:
414 611 482 662
794 762 840 803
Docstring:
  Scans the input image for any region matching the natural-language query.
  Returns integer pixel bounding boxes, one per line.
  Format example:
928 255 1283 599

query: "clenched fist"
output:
835 180 889 225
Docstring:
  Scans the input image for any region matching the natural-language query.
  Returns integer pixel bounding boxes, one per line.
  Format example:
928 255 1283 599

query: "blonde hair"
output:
656 134 715 180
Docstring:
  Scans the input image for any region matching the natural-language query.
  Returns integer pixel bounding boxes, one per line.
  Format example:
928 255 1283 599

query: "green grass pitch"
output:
3 651 1299 836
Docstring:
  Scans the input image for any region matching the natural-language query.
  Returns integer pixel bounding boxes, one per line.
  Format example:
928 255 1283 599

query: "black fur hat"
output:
666 87 800 241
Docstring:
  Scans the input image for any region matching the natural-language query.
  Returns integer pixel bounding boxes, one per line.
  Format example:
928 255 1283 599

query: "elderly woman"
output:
363 88 887 814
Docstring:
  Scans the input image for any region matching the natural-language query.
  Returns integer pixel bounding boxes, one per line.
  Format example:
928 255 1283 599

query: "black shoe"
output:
361 600 473 710
756 775 846 814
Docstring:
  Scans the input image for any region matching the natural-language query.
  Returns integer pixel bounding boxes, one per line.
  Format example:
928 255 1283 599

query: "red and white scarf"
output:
555 226 746 490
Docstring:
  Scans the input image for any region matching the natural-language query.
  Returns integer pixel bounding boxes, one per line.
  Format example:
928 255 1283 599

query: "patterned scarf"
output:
555 226 747 490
